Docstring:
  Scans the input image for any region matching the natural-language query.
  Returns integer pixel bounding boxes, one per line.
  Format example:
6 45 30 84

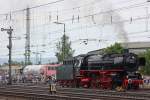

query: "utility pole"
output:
25 7 31 66
1 26 13 85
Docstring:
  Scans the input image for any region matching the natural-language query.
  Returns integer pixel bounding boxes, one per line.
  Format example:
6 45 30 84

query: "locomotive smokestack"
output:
123 49 129 54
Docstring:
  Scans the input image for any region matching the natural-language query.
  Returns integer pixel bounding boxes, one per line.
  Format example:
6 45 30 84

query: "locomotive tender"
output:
56 52 145 90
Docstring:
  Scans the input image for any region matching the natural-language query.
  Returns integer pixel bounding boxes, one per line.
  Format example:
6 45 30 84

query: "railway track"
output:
3 84 150 97
0 85 150 100
0 88 145 100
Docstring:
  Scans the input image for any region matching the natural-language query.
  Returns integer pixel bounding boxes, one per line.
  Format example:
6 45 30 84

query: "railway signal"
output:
1 26 13 85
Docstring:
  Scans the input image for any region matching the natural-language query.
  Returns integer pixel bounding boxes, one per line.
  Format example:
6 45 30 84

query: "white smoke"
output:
79 0 128 43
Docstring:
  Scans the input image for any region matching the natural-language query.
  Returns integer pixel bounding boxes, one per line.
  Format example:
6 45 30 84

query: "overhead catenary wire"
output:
43 15 150 35
3 14 150 44
0 0 97 18
0 0 146 23
0 0 66 16
7 14 150 54
58 1 149 23
0 0 139 16
0 0 147 27
28 1 149 30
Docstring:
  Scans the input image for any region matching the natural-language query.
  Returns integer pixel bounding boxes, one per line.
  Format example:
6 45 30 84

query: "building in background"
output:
88 42 150 55
0 65 23 76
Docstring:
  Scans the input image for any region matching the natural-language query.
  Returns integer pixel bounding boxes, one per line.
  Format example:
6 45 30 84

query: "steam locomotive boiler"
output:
80 52 145 90
56 52 145 90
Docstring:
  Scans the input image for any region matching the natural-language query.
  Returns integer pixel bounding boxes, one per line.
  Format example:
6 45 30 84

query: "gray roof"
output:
121 42 150 49
87 42 150 55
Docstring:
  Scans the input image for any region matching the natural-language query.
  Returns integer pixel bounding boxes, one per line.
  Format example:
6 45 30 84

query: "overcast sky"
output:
0 0 150 62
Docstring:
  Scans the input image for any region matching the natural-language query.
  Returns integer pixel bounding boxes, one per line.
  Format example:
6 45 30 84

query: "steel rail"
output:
1 85 150 98
0 85 149 100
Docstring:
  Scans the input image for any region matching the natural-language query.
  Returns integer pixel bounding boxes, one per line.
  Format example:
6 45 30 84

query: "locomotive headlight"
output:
126 75 128 79
128 79 132 84
141 75 143 79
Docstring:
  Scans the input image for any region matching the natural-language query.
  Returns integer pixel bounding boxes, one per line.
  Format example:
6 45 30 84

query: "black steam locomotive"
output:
57 51 145 90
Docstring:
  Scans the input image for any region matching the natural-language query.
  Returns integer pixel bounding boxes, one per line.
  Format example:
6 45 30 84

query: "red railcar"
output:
57 52 145 90
40 64 62 79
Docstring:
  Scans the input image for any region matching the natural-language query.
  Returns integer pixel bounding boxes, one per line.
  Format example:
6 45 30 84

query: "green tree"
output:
104 43 124 54
56 34 74 62
139 50 150 75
